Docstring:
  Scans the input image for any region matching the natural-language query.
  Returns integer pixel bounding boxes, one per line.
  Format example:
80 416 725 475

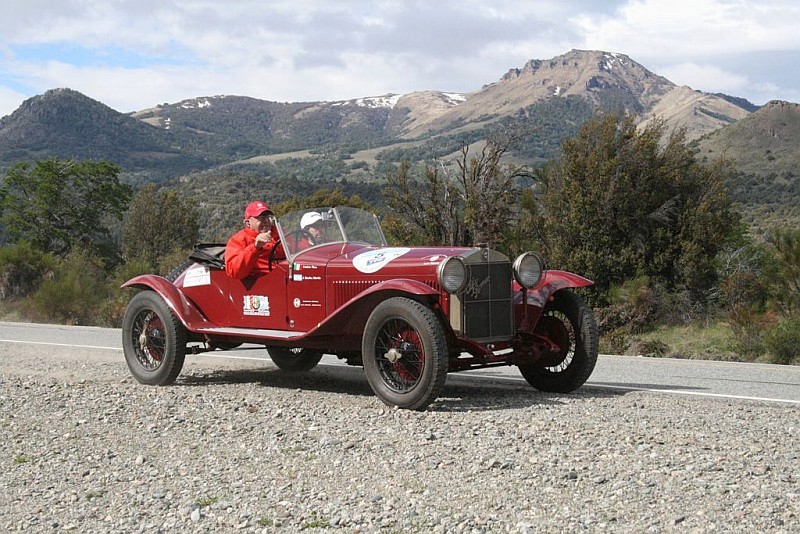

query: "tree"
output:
384 161 464 246
384 134 531 249
271 188 372 216
765 228 800 316
121 184 200 268
536 113 741 304
0 159 132 261
502 163 551 258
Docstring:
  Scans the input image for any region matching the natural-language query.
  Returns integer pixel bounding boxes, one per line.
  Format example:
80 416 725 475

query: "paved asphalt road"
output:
1 321 798 405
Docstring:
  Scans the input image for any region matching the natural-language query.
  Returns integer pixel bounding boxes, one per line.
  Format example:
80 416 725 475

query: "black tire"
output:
122 290 187 385
362 297 448 410
519 290 598 393
268 347 324 372
164 259 194 283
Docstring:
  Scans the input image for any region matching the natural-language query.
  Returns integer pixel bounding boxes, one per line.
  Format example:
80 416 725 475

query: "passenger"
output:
300 211 327 247
225 201 284 279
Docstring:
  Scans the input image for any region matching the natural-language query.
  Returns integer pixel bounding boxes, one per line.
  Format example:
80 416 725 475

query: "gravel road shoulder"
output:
1 344 798 532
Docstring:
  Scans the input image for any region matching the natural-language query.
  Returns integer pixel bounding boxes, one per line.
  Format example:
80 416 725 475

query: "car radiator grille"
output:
459 260 513 342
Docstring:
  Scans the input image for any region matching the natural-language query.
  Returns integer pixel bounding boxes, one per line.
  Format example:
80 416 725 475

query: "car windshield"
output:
276 206 387 258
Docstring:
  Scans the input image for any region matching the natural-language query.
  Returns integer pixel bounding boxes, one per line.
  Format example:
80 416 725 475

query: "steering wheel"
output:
288 229 314 252
268 237 283 266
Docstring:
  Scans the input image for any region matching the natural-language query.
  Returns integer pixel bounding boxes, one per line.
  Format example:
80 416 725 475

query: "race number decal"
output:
182 266 210 287
243 295 270 316
353 248 410 274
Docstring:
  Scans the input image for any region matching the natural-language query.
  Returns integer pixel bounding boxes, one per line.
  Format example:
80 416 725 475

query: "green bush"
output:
0 242 58 300
727 306 769 361
764 317 800 364
95 257 153 327
156 248 195 277
765 228 800 315
599 328 630 355
717 268 768 313
595 277 658 335
627 338 669 357
25 249 108 325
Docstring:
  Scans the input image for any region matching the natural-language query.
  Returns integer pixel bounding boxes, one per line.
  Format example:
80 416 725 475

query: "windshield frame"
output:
275 206 387 260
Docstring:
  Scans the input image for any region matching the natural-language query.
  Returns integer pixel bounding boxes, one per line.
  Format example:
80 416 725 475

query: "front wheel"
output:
519 290 598 393
268 347 323 372
122 290 187 385
362 297 448 410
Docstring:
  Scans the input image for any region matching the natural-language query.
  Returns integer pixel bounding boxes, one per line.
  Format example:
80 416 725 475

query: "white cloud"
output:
574 0 800 59
0 85 28 119
658 62 748 94
1 0 800 116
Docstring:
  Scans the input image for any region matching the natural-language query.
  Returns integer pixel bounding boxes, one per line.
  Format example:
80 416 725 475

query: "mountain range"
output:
0 49 797 236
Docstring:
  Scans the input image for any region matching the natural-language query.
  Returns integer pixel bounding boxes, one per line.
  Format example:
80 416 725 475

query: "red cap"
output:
243 201 272 220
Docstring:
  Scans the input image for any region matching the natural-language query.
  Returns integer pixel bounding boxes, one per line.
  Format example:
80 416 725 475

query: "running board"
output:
195 327 306 340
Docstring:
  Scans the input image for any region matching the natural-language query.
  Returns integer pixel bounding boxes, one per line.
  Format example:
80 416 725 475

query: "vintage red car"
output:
122 206 598 410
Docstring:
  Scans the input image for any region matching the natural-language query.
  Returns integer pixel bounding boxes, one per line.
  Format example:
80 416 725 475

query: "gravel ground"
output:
1 345 798 533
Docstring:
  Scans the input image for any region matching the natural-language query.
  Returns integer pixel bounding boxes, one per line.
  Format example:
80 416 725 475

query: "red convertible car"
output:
122 206 598 410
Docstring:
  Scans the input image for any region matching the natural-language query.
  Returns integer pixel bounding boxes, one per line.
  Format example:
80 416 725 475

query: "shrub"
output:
727 306 771 361
157 248 195 277
599 328 629 355
25 249 107 325
95 257 153 327
765 228 800 315
764 317 800 365
595 277 658 335
717 269 768 315
627 338 669 357
0 242 58 300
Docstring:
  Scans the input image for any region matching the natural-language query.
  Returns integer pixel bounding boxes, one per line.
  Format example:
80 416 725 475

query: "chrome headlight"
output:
513 252 544 289
437 256 468 294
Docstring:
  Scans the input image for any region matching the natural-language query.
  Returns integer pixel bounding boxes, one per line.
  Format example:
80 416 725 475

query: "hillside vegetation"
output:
1 111 798 366
695 100 800 233
0 49 798 363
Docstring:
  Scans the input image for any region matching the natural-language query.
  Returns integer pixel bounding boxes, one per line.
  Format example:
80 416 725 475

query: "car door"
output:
226 261 290 330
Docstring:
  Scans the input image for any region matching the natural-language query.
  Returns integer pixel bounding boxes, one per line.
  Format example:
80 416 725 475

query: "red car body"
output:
122 206 598 410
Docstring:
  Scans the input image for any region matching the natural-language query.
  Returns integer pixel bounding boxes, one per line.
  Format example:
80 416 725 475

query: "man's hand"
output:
254 230 272 249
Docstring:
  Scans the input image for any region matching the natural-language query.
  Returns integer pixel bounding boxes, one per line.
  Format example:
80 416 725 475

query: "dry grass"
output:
631 321 765 362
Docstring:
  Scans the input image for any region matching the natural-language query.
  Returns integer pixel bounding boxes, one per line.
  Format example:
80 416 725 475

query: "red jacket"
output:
225 227 285 279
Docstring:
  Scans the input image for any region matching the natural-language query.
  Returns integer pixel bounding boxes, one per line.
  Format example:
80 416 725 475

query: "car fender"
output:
122 274 212 330
517 270 593 307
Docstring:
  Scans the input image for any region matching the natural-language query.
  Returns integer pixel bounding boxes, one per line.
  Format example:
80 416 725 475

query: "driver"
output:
225 201 285 279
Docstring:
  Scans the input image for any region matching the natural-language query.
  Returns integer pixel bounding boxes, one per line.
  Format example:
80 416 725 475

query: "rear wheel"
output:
122 290 187 385
362 297 448 410
268 347 323 372
519 290 598 393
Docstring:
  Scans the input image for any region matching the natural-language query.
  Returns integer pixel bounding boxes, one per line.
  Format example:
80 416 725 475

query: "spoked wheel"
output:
362 297 448 410
268 347 323 372
519 290 598 392
122 290 187 385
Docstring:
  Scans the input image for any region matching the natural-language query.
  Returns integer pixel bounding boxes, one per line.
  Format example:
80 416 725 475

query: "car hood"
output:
327 245 475 278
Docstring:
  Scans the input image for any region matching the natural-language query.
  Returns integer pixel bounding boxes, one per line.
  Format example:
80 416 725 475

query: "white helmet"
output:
300 211 323 230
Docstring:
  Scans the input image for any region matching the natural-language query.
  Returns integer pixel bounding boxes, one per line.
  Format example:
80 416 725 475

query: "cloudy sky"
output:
2 0 799 118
